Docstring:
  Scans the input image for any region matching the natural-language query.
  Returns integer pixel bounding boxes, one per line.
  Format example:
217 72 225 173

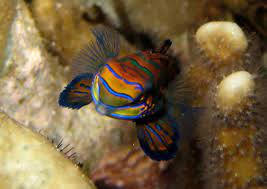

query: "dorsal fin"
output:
72 25 120 77
154 39 172 54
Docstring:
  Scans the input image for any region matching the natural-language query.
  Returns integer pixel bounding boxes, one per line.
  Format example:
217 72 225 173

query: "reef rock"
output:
0 111 96 189
0 0 17 73
91 146 169 189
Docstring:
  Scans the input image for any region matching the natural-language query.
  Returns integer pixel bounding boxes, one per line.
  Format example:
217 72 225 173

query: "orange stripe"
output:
150 124 173 145
144 129 156 151
73 80 91 94
100 65 141 99
145 126 167 151
130 54 161 81
160 122 174 136
108 59 148 88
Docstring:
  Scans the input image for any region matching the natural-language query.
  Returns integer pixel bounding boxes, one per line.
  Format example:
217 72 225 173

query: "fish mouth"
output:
94 102 144 120
95 103 114 116
95 104 107 115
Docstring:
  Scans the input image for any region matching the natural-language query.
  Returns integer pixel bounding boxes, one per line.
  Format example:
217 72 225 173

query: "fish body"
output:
92 51 167 120
59 26 185 161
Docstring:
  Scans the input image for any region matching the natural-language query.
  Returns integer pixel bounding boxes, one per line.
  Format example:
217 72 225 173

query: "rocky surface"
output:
0 0 17 73
0 111 96 189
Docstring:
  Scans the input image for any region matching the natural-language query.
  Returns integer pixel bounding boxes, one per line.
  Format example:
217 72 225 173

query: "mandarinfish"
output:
58 26 193 161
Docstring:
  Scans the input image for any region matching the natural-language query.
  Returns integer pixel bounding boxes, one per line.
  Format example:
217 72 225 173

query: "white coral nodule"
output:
196 21 248 63
216 71 255 113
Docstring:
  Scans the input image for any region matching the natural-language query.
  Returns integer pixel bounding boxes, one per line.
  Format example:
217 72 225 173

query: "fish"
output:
58 25 189 161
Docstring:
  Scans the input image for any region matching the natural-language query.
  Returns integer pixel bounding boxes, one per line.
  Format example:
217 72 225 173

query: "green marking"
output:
92 80 99 101
120 57 154 81
114 106 141 116
99 81 130 106
136 52 161 69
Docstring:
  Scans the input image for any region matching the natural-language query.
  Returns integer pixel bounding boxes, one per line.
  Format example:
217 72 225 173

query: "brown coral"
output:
91 146 170 189
186 21 267 189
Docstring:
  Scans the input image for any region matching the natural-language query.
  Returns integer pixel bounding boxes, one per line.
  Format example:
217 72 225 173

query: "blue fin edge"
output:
58 73 94 109
137 117 180 161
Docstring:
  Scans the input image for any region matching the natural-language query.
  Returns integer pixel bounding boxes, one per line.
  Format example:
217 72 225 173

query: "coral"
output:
91 143 202 189
222 0 267 37
0 111 96 189
182 21 250 106
181 62 215 106
203 71 266 188
212 126 264 188
195 21 248 64
117 0 205 37
30 0 135 66
215 71 255 114
184 21 267 189
43 0 209 58
30 0 94 65
0 0 17 73
75 0 206 37
91 145 169 189
222 0 249 11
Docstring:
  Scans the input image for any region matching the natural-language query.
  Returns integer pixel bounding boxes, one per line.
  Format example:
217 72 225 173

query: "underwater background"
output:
0 0 266 189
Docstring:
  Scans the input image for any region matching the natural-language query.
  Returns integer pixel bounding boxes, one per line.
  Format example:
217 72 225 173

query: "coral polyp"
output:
190 21 267 189
195 21 248 64
216 71 255 115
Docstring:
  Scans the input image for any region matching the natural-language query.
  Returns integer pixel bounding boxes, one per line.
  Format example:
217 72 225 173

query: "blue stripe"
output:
110 112 141 119
144 128 158 150
136 52 161 69
91 87 145 120
119 57 154 81
100 100 145 119
98 75 134 101
93 89 147 109
105 64 144 91
146 124 167 147
156 124 170 136
73 91 89 94
79 83 91 90
119 62 147 80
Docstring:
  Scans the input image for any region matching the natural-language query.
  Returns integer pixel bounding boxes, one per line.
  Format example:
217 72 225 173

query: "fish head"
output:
91 65 162 120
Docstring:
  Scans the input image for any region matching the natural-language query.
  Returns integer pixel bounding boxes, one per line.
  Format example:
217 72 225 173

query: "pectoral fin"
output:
59 73 93 109
136 115 179 161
